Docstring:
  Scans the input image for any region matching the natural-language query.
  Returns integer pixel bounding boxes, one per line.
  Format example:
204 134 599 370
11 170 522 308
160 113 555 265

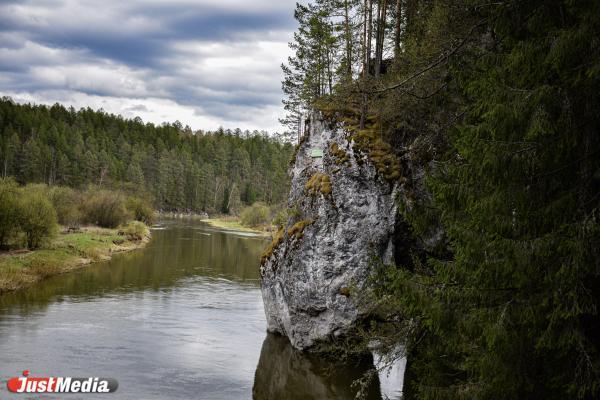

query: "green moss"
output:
261 228 285 265
305 172 332 198
287 219 314 240
330 142 350 165
352 127 402 182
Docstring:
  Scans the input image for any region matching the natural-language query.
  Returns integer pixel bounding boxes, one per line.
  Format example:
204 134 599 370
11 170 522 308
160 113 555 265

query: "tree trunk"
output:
361 0 373 129
375 0 388 78
326 43 333 94
394 0 402 58
362 0 368 78
366 0 373 75
344 0 352 78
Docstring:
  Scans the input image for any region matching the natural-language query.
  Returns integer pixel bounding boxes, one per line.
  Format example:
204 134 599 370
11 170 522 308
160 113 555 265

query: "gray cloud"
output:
0 0 297 131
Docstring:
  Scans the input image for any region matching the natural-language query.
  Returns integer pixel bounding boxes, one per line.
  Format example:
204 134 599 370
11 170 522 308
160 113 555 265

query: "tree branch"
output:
375 19 488 94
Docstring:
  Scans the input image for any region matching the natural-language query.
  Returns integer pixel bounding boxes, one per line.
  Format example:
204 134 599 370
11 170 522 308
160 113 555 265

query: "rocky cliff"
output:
260 112 398 350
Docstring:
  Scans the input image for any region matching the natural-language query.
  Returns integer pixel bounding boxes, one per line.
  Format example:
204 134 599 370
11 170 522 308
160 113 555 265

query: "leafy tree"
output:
240 202 271 228
0 177 20 248
18 190 57 249
47 186 83 227
82 190 132 228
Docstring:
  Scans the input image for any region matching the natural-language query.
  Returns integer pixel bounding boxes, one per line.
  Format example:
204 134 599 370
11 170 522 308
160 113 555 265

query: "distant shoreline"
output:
201 217 272 236
156 211 273 236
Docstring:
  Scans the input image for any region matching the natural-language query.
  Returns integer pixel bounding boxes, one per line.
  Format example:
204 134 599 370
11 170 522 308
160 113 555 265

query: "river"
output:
0 221 403 399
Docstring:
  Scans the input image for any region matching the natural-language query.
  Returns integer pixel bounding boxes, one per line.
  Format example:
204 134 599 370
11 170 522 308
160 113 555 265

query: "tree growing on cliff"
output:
284 0 600 398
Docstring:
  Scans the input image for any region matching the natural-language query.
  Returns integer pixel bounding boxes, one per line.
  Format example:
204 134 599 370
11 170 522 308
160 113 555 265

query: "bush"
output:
118 221 148 241
240 202 270 228
0 178 20 248
47 186 83 227
82 190 132 228
18 191 58 250
125 197 155 225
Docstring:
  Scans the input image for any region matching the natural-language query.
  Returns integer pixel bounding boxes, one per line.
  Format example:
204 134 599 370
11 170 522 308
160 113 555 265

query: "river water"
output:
0 221 403 399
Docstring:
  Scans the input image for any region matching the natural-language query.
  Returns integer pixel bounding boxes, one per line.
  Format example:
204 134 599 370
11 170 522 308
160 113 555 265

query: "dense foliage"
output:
0 178 154 249
240 202 271 228
0 99 293 214
284 0 599 398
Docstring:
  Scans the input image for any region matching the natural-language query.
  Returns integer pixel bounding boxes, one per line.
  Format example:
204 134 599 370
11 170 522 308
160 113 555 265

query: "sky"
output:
0 0 299 132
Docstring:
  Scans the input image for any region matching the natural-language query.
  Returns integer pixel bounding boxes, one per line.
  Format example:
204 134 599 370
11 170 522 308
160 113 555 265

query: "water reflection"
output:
0 221 403 399
253 333 382 400
0 221 266 316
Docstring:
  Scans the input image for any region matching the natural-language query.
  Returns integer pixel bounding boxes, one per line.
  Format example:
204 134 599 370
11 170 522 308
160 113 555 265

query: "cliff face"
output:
260 113 397 350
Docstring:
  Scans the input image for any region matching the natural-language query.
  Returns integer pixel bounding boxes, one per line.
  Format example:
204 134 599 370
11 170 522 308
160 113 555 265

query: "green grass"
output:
0 222 150 294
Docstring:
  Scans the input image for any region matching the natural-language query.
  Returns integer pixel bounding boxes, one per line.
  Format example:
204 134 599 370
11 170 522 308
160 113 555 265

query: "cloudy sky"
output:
0 0 299 132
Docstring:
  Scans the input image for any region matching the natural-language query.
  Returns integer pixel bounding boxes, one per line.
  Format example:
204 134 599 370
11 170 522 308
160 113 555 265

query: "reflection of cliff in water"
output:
253 333 382 400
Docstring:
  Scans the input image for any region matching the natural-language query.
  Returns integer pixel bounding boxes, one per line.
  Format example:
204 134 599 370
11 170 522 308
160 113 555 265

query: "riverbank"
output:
0 222 151 295
201 217 272 236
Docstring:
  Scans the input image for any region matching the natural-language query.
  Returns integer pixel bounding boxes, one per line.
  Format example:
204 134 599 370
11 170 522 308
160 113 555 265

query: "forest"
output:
281 0 599 399
0 98 293 214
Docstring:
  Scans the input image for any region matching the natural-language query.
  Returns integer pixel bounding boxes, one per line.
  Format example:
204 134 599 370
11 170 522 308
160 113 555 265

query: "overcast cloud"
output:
0 0 298 132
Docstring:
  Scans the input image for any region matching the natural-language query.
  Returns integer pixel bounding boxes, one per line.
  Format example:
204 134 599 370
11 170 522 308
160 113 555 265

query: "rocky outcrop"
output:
260 112 397 350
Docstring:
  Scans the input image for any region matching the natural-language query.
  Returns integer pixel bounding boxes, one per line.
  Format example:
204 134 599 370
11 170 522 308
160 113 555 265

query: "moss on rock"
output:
261 228 285 265
287 219 314 240
305 172 332 198
330 142 350 165
352 127 402 182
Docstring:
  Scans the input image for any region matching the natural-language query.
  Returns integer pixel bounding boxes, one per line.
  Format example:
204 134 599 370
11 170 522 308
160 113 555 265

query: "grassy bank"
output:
0 222 150 294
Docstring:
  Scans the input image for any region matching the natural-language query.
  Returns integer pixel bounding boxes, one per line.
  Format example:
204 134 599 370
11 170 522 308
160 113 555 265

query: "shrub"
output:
125 197 155 225
0 178 21 248
18 191 58 250
82 190 132 228
118 221 148 241
240 202 271 228
47 186 83 227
